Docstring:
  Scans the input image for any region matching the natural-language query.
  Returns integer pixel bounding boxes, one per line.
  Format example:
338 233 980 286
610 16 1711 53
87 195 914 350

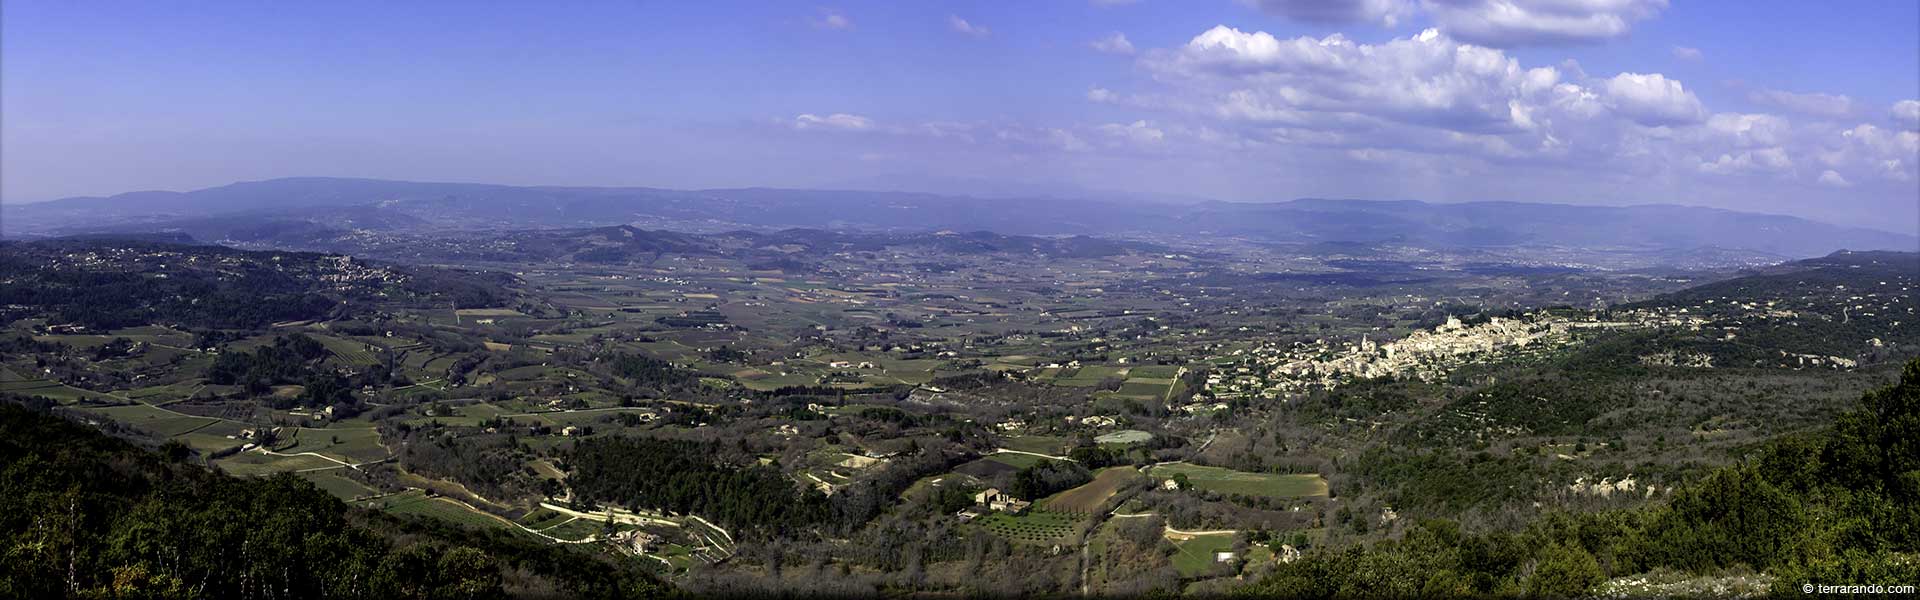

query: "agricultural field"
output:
274 426 388 463
214 451 344 477
311 334 381 368
75 403 220 436
1000 435 1069 455
370 490 515 532
974 510 1081 544
1042 467 1140 514
1145 463 1328 499
299 470 380 500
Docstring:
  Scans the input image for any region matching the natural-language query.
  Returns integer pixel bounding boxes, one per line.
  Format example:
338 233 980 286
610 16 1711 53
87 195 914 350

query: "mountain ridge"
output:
5 176 1913 258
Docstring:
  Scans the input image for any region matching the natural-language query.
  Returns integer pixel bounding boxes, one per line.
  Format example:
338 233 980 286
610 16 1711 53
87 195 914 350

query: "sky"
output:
3 1 1918 232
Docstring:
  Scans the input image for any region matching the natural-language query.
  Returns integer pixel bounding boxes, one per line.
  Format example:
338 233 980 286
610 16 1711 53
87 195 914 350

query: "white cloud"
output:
1239 0 1413 27
1817 169 1852 187
1090 32 1136 55
1147 26 1604 135
1750 89 1854 118
1087 87 1120 103
809 8 853 31
1603 72 1704 125
1893 100 1920 129
1703 113 1790 148
1098 120 1166 145
1697 147 1792 176
792 113 874 131
948 15 990 37
1422 0 1669 46
1671 45 1702 61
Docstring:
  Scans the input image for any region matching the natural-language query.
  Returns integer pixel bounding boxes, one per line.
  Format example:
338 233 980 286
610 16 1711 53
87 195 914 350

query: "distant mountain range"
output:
4 177 1913 258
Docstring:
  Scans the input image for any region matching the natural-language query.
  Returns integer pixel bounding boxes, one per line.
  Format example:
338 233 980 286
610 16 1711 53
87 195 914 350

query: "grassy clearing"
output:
1169 532 1239 577
1093 429 1153 445
1146 463 1328 499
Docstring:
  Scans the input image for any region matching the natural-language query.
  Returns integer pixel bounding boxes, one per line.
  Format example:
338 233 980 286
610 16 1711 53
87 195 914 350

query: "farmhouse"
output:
973 488 1032 514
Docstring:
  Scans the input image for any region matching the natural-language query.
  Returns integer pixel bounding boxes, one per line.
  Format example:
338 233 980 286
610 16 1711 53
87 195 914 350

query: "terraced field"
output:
312 335 381 367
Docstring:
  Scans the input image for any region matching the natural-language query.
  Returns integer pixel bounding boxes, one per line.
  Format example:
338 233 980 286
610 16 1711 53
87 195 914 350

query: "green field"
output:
1115 381 1169 398
1000 435 1068 455
542 517 609 541
79 403 220 436
1093 429 1153 445
312 335 380 368
215 451 342 477
975 510 1080 544
984 452 1055 469
299 470 380 500
372 490 513 532
1146 463 1327 499
1169 532 1240 577
276 427 388 463
518 507 572 530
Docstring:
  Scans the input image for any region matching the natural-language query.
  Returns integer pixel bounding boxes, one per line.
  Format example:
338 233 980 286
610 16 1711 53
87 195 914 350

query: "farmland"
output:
975 510 1081 544
1145 463 1328 499
1042 467 1140 514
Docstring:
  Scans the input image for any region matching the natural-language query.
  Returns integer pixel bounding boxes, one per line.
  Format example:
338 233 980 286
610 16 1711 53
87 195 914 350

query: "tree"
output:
1528 544 1603 598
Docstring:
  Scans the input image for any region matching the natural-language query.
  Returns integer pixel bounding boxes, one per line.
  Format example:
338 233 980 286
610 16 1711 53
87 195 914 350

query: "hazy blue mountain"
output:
5 177 1913 258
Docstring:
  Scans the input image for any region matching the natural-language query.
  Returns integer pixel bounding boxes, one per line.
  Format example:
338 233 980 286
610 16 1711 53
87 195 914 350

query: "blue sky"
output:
4 1 1917 231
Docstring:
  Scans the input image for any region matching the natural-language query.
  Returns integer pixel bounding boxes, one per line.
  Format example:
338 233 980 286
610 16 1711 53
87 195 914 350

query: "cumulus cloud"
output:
1423 0 1669 46
1090 32 1136 55
1146 26 1603 134
1893 100 1920 129
1697 147 1792 176
1098 120 1166 145
1088 87 1120 103
808 8 853 31
948 15 990 37
1703 113 1790 148
1671 45 1702 61
1239 0 1413 26
1750 89 1854 118
792 113 874 131
1817 169 1852 187
1603 72 1704 125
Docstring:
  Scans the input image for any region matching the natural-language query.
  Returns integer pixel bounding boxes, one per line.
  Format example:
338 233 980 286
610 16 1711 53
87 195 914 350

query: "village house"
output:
973 488 1031 514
